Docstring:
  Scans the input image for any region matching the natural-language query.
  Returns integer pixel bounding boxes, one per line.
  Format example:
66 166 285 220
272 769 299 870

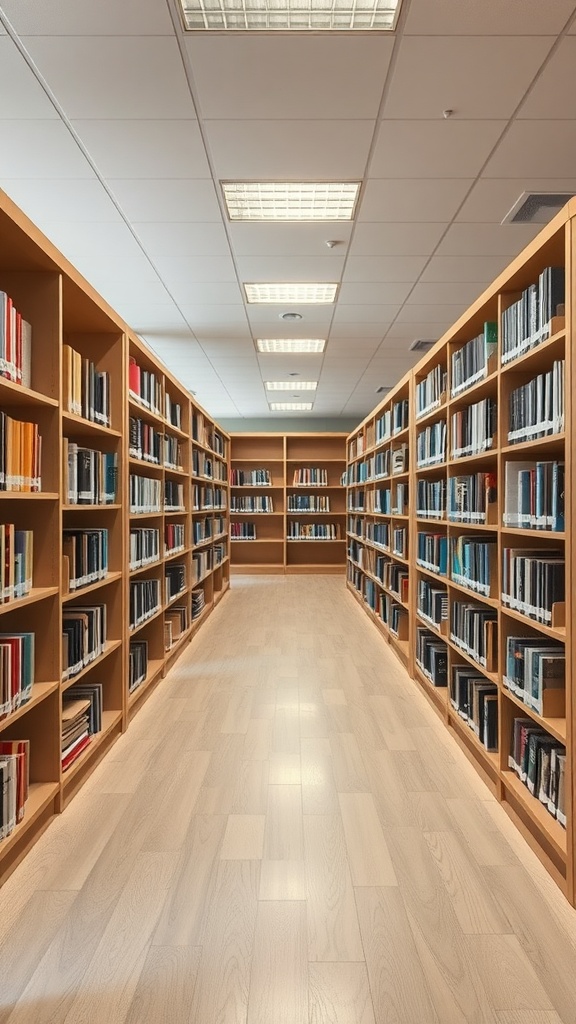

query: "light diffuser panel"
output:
265 381 317 390
256 339 326 353
179 1 402 31
269 402 314 411
222 182 360 221
245 283 338 303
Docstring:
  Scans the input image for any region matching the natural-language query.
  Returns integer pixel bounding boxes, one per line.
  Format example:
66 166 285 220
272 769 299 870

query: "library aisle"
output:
1 576 576 1024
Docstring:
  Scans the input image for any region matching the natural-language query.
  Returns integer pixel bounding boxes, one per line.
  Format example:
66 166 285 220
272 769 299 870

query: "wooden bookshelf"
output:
0 188 229 885
230 433 347 574
346 198 576 904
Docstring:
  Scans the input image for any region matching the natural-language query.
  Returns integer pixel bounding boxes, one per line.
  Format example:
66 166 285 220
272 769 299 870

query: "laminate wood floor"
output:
1 576 576 1024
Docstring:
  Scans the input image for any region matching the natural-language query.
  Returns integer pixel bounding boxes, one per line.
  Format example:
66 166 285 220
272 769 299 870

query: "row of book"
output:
129 579 161 630
417 579 448 631
0 739 29 841
509 718 565 827
61 681 103 771
129 639 148 693
191 589 205 621
166 522 186 554
63 345 110 427
165 606 188 651
292 468 328 486
0 633 34 719
128 358 162 415
0 413 41 491
450 601 497 669
416 420 446 467
501 548 564 626
192 413 227 460
213 542 226 566
129 474 161 514
231 522 257 540
366 522 389 550
451 322 497 397
193 548 212 583
288 523 341 540
192 485 227 511
508 361 564 444
165 394 182 430
416 363 447 418
1 525 32 602
0 291 31 388
193 450 226 480
129 528 161 570
129 417 161 464
287 495 331 511
346 450 390 485
165 481 185 512
450 665 498 752
392 398 409 434
503 460 564 532
504 637 564 717
451 397 496 459
64 442 117 506
63 529 108 592
230 468 270 486
416 627 448 688
193 518 212 545
231 496 273 512
501 266 564 365
165 564 186 603
62 605 106 682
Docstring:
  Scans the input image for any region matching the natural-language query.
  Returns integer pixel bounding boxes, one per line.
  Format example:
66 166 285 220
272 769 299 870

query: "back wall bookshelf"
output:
230 432 347 574
0 189 230 885
346 198 575 904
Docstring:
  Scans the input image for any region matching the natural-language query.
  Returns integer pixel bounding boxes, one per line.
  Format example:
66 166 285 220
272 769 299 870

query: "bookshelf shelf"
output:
0 586 60 615
63 504 122 512
62 639 123 691
0 680 60 728
347 199 575 902
62 571 122 603
128 397 164 426
62 413 121 440
0 781 60 858
0 379 59 409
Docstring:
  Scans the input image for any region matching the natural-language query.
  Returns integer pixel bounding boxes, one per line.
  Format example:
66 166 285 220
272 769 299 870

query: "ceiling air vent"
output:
501 192 575 225
409 339 435 352
375 386 392 394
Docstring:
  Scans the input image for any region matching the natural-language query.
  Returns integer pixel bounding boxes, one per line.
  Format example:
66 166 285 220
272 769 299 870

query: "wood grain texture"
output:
465 935 554 1011
124 946 202 1024
221 815 266 860
354 887 438 1024
264 785 304 861
259 860 306 901
247 901 307 1024
304 814 364 962
338 794 397 887
423 831 513 935
330 734 370 793
309 963 376 1024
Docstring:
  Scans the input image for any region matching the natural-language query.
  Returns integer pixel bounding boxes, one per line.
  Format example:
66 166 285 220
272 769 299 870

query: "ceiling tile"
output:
37 220 145 259
167 282 244 306
329 323 387 339
108 180 222 222
404 0 576 34
93 279 173 308
371 120 506 178
186 35 392 119
435 222 542 257
419 255 511 283
0 120 95 178
384 37 553 120
350 223 448 256
22 37 194 119
121 305 192 331
227 223 353 257
0 179 123 224
73 120 211 178
456 177 576 223
332 304 399 324
518 38 576 119
133 222 230 257
235 255 345 282
396 303 470 323
338 283 413 305
408 282 489 306
1 0 173 33
0 38 59 118
343 256 428 283
203 120 375 179
484 120 576 177
72 253 162 286
152 255 237 285
358 178 473 223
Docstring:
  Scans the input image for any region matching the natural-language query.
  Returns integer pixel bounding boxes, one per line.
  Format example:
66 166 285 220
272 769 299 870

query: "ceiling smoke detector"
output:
501 192 575 225
280 312 303 321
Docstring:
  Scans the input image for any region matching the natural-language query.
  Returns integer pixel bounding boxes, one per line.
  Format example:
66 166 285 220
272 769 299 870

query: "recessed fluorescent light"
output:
179 0 402 31
269 402 313 411
245 283 337 304
222 182 360 221
256 339 326 353
266 381 317 391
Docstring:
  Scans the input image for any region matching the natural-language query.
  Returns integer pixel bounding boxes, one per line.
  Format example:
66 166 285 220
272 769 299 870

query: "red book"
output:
128 357 141 397
0 739 29 820
62 733 91 772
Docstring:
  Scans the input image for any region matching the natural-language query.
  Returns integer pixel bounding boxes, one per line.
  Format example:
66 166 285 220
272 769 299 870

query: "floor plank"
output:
247 901 307 1024
309 962 376 1024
